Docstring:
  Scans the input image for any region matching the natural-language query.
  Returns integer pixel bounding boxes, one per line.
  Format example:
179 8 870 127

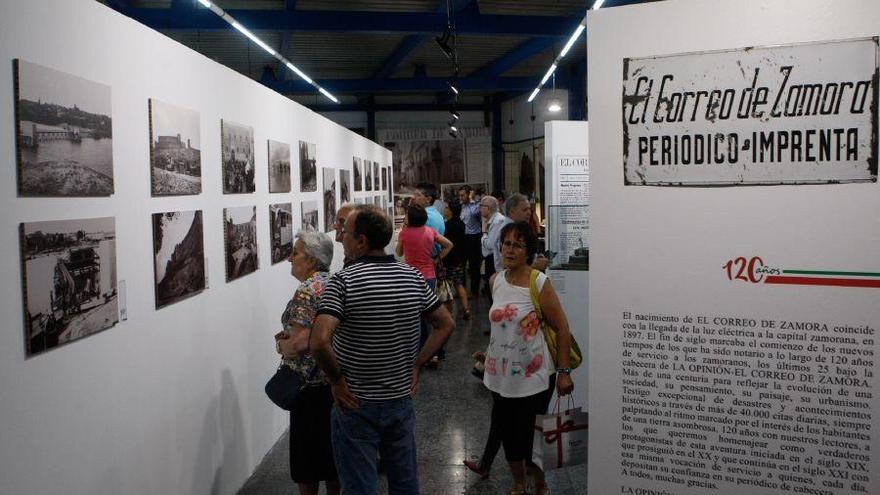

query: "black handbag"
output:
265 362 315 411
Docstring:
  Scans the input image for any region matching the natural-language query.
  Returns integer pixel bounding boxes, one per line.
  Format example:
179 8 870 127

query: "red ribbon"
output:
537 416 588 468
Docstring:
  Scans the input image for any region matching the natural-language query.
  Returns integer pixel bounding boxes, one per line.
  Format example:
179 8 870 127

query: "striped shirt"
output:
317 255 441 401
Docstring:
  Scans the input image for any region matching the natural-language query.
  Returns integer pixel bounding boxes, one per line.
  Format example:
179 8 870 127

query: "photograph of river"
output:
15 59 113 196
20 217 118 357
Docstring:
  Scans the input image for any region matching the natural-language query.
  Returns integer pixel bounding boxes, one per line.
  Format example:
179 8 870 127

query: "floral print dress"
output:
280 271 330 387
483 270 552 398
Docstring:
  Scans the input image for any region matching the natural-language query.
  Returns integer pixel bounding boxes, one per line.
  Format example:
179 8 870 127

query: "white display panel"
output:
0 1 390 494
588 1 879 495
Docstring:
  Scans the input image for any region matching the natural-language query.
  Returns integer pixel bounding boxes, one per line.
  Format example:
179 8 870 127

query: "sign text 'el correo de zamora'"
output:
622 37 878 186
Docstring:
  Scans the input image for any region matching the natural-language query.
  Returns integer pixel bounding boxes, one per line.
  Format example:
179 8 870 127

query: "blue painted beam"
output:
470 37 557 78
372 35 428 79
109 8 572 37
265 76 558 94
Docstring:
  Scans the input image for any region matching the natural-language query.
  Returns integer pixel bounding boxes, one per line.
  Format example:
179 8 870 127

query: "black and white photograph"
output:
20 217 118 357
223 206 258 282
270 203 293 264
387 139 465 193
268 139 291 193
15 59 114 197
299 140 317 192
381 166 388 191
340 169 351 203
300 200 319 232
441 181 488 204
221 120 255 194
353 157 363 192
365 159 373 191
373 161 380 190
149 99 201 196
323 168 337 232
152 210 205 309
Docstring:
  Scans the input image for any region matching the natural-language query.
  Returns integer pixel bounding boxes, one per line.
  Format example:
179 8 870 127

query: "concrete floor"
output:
238 296 588 494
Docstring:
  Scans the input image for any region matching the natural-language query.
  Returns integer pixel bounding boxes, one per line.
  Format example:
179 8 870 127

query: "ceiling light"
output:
593 0 606 9
527 87 540 103
559 24 586 58
449 82 459 95
435 26 455 60
548 98 562 113
449 130 458 139
539 63 557 87
193 2 338 103
450 110 460 121
450 125 458 132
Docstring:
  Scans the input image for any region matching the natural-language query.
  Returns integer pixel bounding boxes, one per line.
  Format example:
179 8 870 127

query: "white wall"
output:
0 1 390 494
588 1 879 494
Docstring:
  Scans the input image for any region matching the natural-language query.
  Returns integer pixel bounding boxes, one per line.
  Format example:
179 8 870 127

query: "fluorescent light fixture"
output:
319 87 339 103
285 62 313 85
232 21 276 56
593 0 606 9
559 24 586 58
527 88 540 103
197 0 212 7
539 63 557 87
548 98 562 112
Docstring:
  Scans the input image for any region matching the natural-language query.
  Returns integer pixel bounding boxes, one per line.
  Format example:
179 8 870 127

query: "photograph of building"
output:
353 156 363 191
221 120 255 194
389 139 465 194
269 203 293 264
149 99 201 195
340 169 351 203
322 168 336 232
299 140 317 192
223 206 258 281
300 200 318 232
152 210 205 308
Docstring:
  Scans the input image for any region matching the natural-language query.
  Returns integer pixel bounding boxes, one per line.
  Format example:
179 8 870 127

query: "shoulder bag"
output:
528 269 583 369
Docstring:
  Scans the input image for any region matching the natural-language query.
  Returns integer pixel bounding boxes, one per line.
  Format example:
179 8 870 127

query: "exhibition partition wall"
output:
0 1 391 494
588 1 879 494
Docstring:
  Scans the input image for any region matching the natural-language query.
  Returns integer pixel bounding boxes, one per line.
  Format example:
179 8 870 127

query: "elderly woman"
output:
483 221 574 495
275 230 339 495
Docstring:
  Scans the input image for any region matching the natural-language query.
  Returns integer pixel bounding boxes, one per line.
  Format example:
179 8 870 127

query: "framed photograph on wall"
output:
269 203 293 264
152 210 205 309
221 120 255 194
14 59 114 196
387 139 465 194
353 157 363 192
373 161 380 190
223 206 258 281
299 141 317 192
323 168 337 232
20 216 118 357
340 169 351 203
301 200 319 232
365 159 373 191
149 99 201 196
268 139 291 193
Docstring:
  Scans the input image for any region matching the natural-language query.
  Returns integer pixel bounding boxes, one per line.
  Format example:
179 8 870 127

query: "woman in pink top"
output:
395 204 452 284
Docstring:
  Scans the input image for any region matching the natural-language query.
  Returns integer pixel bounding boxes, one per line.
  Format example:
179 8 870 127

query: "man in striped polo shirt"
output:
311 204 454 494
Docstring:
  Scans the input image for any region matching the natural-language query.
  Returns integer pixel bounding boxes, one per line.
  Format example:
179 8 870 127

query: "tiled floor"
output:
238 296 588 494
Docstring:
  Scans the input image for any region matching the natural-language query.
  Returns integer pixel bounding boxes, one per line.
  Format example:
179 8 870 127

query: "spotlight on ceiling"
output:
435 27 455 59
450 110 460 121
449 130 458 139
449 81 459 95
548 98 562 113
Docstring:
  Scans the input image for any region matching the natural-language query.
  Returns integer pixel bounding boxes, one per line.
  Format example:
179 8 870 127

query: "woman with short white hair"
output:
275 229 338 495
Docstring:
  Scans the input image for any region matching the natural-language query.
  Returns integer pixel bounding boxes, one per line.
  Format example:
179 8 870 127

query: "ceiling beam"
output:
305 102 490 112
469 37 558 78
108 7 574 38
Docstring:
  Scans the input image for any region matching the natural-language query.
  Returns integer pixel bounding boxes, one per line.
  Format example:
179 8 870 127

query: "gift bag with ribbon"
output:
532 402 588 471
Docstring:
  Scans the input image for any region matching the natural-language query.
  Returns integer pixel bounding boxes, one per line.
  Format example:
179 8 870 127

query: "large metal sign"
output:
622 38 878 186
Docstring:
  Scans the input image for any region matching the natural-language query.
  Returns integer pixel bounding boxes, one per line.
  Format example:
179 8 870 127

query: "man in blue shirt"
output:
458 186 483 298
412 182 444 236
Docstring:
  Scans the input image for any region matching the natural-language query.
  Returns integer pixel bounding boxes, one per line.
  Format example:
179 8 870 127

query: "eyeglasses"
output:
501 240 526 250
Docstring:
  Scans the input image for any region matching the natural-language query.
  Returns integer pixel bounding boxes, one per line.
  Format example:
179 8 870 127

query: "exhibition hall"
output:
0 1 877 494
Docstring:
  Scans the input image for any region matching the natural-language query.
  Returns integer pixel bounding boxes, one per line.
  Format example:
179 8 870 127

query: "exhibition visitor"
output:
438 200 471 320
480 195 511 276
274 230 339 495
411 182 445 236
309 205 455 494
458 185 484 298
505 193 549 271
480 221 574 495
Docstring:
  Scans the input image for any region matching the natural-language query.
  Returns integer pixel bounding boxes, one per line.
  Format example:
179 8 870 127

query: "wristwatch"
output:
555 367 572 375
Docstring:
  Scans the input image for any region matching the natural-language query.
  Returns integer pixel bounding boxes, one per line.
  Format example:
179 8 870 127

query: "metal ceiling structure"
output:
102 0 657 114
